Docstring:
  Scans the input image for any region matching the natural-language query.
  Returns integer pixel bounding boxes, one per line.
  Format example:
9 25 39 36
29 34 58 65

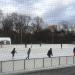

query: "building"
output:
48 25 57 32
0 37 11 45
48 24 75 33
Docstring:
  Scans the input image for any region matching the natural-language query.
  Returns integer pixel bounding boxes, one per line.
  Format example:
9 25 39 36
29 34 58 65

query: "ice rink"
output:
0 44 75 61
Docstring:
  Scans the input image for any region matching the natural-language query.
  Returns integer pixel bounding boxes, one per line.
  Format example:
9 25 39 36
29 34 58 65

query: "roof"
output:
0 37 11 41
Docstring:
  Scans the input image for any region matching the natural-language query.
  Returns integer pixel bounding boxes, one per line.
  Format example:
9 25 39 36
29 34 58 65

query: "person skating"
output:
61 43 62 49
11 48 17 58
47 48 53 58
26 48 31 59
73 47 75 56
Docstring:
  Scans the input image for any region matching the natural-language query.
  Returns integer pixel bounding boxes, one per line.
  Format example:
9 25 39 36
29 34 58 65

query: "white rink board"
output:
52 57 59 66
44 58 51 67
14 60 24 71
35 59 43 68
2 61 13 72
60 57 66 65
67 56 73 64
25 59 34 69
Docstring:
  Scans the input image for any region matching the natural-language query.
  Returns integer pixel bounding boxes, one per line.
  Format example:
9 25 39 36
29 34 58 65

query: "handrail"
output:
0 56 75 73
0 55 73 62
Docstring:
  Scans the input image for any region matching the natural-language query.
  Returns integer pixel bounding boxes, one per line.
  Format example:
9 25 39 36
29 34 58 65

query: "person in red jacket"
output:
73 47 75 56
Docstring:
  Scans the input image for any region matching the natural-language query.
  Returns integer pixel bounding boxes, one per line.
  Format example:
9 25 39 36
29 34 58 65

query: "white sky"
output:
0 0 75 24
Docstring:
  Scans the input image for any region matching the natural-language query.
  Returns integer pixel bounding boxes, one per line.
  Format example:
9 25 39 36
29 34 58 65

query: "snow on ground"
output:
0 44 75 61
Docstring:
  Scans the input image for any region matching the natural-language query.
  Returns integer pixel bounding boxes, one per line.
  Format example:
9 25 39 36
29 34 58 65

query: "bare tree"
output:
14 14 31 33
2 15 13 32
14 14 31 43
32 16 43 32
59 20 69 32
0 10 3 29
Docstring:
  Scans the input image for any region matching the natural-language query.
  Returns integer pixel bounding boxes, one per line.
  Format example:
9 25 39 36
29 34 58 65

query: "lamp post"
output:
30 31 33 48
20 28 22 44
20 23 23 44
52 30 54 44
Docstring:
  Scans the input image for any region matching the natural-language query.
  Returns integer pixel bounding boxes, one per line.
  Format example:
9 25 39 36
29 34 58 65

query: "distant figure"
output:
73 47 75 56
47 48 53 58
40 43 41 47
31 43 32 48
40 41 42 47
11 48 17 58
26 48 31 59
25 43 27 48
61 43 62 49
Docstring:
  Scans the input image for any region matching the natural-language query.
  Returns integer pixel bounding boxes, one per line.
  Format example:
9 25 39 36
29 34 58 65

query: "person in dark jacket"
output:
25 43 27 48
26 48 31 59
61 43 62 49
73 47 75 56
47 48 53 58
11 48 17 58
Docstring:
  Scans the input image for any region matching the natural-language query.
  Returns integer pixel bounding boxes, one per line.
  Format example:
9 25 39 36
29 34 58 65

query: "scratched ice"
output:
0 44 74 61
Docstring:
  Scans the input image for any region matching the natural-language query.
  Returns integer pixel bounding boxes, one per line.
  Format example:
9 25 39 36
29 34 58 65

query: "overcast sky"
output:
0 0 75 25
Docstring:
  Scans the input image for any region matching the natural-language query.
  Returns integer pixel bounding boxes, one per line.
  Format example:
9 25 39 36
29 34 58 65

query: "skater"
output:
26 48 31 59
47 48 53 58
40 41 42 47
31 43 32 48
61 43 62 49
25 43 27 48
40 43 41 47
73 47 75 56
11 48 17 58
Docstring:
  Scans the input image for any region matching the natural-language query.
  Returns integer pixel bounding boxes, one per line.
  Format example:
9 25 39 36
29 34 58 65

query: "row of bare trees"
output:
2 13 44 33
0 10 45 43
0 10 75 44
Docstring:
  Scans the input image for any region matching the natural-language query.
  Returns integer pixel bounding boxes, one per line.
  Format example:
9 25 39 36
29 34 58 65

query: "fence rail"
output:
0 56 75 73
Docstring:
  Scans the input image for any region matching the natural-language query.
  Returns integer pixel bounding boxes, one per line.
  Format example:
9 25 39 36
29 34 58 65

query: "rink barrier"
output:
0 56 75 73
0 44 73 49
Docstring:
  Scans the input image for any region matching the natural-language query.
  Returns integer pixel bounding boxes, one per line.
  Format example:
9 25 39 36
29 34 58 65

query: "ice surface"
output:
0 44 74 61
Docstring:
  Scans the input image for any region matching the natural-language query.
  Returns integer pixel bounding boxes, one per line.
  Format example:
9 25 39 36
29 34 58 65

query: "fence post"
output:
51 58 52 67
13 60 14 71
73 56 74 64
59 57 60 66
34 59 35 69
24 60 25 70
66 56 67 64
1 61 2 72
43 58 44 68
